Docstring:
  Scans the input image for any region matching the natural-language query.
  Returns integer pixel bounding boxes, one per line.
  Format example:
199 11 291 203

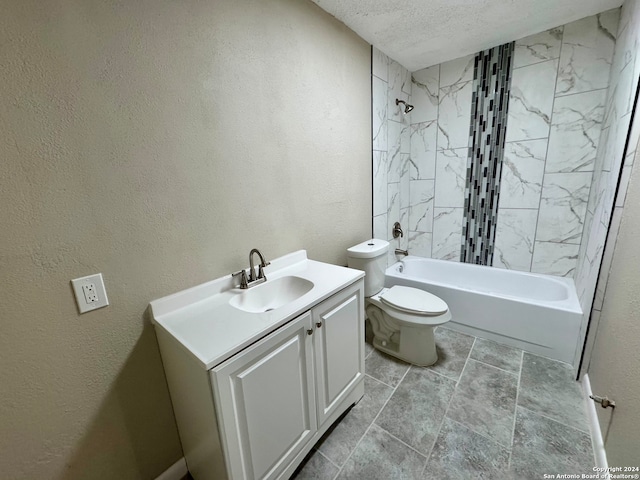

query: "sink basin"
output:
229 276 314 313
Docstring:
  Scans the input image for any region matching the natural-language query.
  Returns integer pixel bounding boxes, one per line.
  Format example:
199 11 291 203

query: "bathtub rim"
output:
386 256 582 315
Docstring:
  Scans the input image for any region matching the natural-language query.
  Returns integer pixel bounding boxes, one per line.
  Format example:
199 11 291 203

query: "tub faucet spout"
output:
395 248 409 256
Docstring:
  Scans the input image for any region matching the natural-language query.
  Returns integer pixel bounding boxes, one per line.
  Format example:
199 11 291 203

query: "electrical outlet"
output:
71 273 109 314
82 283 98 303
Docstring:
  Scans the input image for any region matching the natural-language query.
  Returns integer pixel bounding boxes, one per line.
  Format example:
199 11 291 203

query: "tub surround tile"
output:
388 122 410 182
372 47 389 82
291 450 339 480
432 207 463 262
493 208 537 272
407 231 432 257
365 348 411 388
426 327 475 380
317 376 393 467
439 54 475 87
425 418 510 479
410 121 437 180
513 28 563 69
387 183 400 230
556 10 619 97
517 353 588 432
373 214 387 245
373 76 388 152
337 424 426 480
437 81 473 150
505 59 558 143
469 338 523 374
499 140 547 209
400 162 410 210
409 180 434 233
545 89 606 173
435 149 467 208
446 360 518 447
510 407 593 478
535 172 591 244
531 241 579 277
375 367 456 454
373 151 388 217
411 66 439 124
389 60 412 123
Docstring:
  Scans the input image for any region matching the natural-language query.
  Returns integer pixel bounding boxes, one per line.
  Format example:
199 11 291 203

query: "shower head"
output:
396 98 414 114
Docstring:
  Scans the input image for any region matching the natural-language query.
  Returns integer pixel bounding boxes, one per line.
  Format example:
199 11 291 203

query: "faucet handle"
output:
232 270 249 289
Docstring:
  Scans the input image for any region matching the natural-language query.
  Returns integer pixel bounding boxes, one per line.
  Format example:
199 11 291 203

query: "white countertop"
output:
149 250 364 370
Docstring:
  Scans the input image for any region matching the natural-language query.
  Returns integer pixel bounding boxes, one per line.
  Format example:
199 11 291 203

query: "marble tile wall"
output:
374 7 634 289
573 0 640 371
372 47 413 266
408 55 474 262
497 9 619 277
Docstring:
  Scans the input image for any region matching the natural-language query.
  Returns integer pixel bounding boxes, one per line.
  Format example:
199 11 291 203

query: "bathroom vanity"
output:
150 251 365 480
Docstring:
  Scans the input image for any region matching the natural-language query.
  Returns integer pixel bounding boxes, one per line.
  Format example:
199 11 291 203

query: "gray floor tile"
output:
424 327 475 380
510 407 593 478
518 353 588 432
291 449 339 480
365 348 411 387
470 337 523 374
446 359 518 446
337 424 426 480
423 418 510 479
317 376 393 466
375 367 457 454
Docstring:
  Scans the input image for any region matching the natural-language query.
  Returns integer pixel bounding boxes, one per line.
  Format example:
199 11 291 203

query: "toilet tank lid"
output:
347 239 389 258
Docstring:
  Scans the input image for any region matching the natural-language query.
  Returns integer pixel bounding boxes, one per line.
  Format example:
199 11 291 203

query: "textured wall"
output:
0 0 371 478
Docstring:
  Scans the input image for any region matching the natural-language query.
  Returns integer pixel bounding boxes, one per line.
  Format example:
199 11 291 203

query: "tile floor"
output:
291 325 594 480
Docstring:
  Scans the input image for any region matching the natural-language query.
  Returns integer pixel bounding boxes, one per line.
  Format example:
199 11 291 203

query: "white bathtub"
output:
385 256 583 364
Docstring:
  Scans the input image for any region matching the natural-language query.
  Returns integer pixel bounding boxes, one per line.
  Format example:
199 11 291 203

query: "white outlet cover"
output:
71 273 109 314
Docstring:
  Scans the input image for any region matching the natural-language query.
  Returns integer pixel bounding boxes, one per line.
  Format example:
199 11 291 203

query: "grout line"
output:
508 350 525 469
446 416 513 451
334 363 413 476
420 336 477 476
517 404 591 435
470 358 521 377
314 448 340 470
374 419 429 460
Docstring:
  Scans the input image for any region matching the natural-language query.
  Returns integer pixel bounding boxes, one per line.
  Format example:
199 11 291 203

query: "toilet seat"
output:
380 286 448 316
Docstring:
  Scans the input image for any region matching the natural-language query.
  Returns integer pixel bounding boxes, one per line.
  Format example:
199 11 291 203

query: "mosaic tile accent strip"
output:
461 42 515 265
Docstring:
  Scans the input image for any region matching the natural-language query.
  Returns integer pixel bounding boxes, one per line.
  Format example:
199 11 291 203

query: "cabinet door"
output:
312 281 365 426
211 312 316 480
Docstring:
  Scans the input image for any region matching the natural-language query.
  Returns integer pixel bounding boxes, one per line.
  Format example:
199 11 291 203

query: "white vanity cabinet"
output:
153 270 364 480
211 312 317 480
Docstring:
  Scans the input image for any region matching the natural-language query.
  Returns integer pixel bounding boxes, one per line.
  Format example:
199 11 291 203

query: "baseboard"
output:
581 374 608 469
156 457 188 480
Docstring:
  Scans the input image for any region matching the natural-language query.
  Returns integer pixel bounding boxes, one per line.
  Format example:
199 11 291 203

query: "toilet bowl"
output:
347 239 451 366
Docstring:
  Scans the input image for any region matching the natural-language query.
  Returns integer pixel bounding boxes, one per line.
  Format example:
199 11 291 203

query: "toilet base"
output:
372 327 438 367
366 303 445 367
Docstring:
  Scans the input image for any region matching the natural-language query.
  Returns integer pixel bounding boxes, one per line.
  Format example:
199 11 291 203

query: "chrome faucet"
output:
232 248 271 289
248 248 270 282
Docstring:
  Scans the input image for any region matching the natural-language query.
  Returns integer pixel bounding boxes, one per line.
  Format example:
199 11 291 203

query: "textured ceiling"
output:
311 0 623 71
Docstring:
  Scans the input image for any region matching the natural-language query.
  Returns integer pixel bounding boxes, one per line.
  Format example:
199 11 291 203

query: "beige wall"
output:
0 0 371 478
588 146 640 465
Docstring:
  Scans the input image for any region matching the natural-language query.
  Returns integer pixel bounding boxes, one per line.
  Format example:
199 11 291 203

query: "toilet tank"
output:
347 239 389 297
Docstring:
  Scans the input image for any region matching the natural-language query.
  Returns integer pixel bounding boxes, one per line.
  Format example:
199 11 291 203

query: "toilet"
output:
347 239 451 366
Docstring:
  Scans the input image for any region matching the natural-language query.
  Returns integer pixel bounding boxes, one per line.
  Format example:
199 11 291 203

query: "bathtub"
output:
385 256 583 364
